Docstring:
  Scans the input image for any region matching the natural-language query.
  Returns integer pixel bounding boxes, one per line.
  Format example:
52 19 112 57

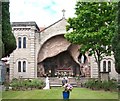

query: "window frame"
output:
23 37 26 48
18 37 22 48
23 61 26 72
108 61 111 72
18 61 21 72
103 61 106 72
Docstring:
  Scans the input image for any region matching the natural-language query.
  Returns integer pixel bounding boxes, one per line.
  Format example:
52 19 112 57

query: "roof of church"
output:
11 17 66 32
40 18 66 32
39 27 45 31
11 21 40 31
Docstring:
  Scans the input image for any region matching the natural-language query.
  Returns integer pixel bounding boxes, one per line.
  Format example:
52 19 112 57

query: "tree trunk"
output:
97 52 101 81
118 74 120 92
97 60 101 81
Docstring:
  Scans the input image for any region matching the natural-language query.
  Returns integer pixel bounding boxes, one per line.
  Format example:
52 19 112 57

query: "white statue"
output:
81 55 84 64
43 76 50 89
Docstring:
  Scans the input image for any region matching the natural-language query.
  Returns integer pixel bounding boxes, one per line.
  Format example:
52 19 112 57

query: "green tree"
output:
0 1 4 59
65 2 116 80
112 2 120 74
2 1 16 57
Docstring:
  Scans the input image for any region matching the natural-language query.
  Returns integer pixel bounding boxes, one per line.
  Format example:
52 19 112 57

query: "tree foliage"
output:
112 2 120 74
2 2 16 57
65 2 117 79
0 1 4 59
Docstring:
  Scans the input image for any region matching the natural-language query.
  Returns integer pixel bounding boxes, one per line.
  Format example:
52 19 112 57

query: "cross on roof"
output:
62 9 65 18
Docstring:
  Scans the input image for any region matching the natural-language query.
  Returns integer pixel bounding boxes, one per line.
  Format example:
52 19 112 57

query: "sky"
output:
9 0 77 27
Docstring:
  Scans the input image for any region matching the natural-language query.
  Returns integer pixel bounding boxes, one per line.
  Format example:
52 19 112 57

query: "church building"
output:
9 16 118 81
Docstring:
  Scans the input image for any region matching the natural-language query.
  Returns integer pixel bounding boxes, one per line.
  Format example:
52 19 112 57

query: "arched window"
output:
18 37 22 48
18 61 21 72
103 61 106 72
108 61 111 72
23 37 26 48
23 61 26 72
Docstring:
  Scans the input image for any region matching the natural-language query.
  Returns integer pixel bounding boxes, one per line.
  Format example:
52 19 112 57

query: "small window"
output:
23 37 26 48
18 37 22 48
103 61 106 72
18 61 21 72
108 61 111 72
23 61 26 72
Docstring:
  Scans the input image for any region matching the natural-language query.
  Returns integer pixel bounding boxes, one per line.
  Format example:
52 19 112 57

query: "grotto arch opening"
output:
37 51 81 77
37 35 90 77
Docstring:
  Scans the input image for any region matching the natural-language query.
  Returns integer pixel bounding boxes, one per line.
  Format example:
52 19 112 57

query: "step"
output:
50 84 62 87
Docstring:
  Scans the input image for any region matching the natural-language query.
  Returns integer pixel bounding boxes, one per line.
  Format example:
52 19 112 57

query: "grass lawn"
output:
2 87 118 99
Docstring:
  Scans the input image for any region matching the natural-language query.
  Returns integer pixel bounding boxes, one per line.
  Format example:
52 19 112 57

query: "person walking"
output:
62 77 67 86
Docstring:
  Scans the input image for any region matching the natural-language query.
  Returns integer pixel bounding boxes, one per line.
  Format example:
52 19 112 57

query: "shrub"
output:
10 80 20 90
107 80 117 91
10 78 45 91
84 79 117 91
102 80 117 91
102 80 110 91
94 80 102 90
84 79 97 89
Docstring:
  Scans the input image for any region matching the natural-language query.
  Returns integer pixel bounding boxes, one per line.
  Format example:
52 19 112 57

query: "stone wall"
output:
90 54 118 80
9 25 38 80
